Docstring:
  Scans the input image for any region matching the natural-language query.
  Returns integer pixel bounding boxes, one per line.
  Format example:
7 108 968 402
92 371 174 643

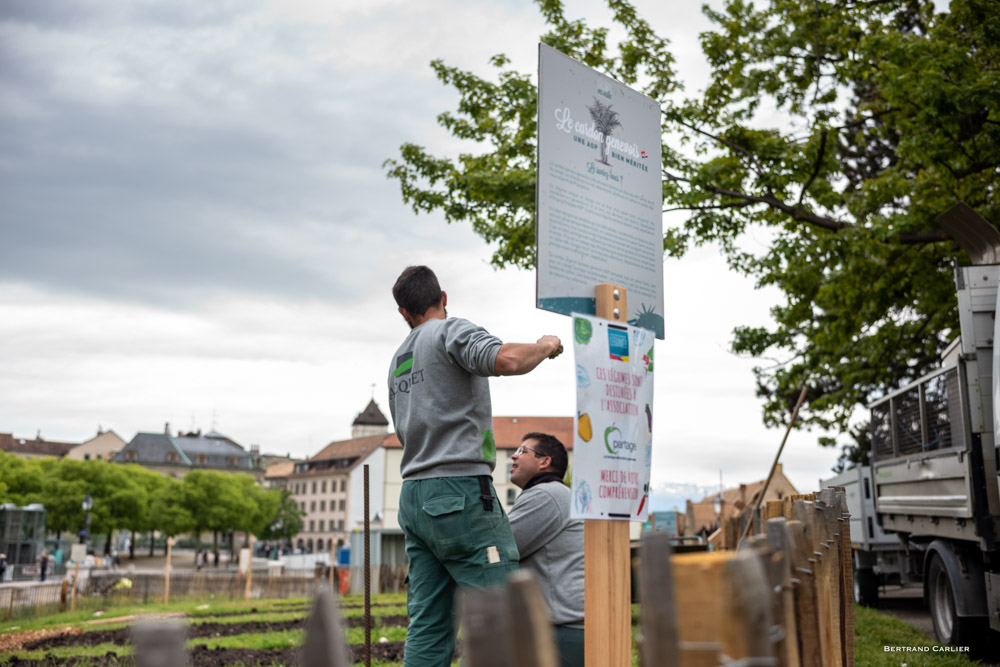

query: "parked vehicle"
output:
822 209 1000 650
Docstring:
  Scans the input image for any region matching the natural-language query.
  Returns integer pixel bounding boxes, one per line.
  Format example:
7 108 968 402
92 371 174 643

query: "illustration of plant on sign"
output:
587 97 621 165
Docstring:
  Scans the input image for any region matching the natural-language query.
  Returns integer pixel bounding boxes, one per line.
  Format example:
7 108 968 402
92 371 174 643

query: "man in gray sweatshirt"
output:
388 265 562 667
509 432 585 667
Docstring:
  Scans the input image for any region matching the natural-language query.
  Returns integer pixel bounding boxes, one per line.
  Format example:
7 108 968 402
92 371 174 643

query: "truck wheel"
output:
854 567 878 607
927 554 986 650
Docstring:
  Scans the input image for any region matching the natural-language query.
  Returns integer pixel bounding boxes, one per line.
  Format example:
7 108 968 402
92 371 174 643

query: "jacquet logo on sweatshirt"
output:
390 352 425 399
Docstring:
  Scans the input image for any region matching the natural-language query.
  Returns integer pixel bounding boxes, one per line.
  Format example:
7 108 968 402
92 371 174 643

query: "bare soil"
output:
22 616 409 652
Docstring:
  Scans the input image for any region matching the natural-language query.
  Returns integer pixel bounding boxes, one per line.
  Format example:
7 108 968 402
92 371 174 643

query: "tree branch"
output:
798 128 828 207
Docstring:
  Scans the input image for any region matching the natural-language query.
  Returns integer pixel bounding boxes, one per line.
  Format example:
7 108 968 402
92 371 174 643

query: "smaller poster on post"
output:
570 313 653 521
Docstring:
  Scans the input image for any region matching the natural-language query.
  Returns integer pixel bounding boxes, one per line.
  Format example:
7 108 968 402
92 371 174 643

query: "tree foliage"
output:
0 452 284 546
385 0 1000 452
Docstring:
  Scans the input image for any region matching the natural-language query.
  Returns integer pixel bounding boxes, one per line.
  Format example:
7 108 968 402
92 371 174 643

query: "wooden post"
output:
330 539 337 597
584 283 632 667
244 535 255 601
508 573 560 667
70 560 80 612
460 571 558 667
299 585 350 667
164 537 174 605
638 532 680 666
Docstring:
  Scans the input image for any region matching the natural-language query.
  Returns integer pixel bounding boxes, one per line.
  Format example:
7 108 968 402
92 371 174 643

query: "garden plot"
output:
0 597 416 667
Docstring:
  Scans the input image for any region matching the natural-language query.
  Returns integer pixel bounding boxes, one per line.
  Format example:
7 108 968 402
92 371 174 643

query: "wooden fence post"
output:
460 571 558 667
132 619 187 667
299 585 349 667
638 531 680 667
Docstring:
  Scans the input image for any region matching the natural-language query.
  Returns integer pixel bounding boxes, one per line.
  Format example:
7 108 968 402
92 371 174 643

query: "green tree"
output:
150 476 192 556
385 0 1000 460
258 489 305 545
0 452 45 505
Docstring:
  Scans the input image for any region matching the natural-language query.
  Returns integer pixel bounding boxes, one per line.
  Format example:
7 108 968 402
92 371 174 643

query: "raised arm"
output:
493 335 562 376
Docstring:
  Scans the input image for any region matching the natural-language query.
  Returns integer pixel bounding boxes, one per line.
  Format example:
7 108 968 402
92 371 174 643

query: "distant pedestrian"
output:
39 551 49 582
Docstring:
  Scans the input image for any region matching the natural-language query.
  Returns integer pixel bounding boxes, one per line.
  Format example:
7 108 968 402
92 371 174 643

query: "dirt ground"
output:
2 642 410 666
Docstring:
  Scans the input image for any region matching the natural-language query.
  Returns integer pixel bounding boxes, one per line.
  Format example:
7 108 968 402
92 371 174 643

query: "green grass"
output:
4 594 982 667
192 629 303 650
854 605 977 666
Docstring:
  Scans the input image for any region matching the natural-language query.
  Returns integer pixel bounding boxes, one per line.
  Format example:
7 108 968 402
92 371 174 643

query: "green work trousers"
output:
398 476 519 667
554 625 585 667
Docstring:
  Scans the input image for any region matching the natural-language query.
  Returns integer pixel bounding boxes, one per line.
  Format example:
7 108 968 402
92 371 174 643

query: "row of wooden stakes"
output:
128 486 852 667
461 486 854 667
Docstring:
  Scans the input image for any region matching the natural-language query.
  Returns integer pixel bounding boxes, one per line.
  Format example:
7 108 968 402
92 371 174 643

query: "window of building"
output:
300 502 305 512
340 479 346 492
84 453 91 460
337 519 344 531
506 464 513 481
507 488 516 505
312 481 317 494
125 451 138 461
197 455 207 465
310 501 316 512
226 456 237 467
166 452 178 463
322 481 327 493
96 454 102 460
309 520 314 532
338 499 345 511
320 500 326 512
318 519 324 531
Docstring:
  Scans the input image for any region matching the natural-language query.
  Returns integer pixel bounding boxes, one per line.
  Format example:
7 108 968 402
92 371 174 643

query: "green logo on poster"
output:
574 317 593 344
604 425 621 455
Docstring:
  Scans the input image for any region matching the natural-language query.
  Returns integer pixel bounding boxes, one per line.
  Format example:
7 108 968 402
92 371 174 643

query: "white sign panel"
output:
570 313 654 521
536 43 664 338
239 547 251 575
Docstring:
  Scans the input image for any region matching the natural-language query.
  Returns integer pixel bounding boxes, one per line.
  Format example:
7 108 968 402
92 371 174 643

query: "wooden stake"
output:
638 532 680 667
736 385 808 549
585 283 632 667
70 560 80 612
244 535 254 601
164 537 174 605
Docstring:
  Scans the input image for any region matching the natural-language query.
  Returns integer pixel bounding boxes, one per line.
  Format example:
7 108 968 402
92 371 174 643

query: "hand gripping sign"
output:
570 313 653 521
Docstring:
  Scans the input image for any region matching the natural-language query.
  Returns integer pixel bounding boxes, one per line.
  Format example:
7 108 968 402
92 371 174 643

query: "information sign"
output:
536 43 664 338
570 313 653 520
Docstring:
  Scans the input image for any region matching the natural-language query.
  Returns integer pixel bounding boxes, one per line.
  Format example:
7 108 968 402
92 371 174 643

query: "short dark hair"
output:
522 432 568 477
392 266 443 317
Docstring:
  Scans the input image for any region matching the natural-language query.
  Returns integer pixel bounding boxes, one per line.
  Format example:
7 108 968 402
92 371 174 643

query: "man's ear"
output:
440 291 447 308
398 306 412 326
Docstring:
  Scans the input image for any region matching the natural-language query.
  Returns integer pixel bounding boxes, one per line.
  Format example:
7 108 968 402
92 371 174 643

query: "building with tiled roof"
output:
286 404 580 587
65 429 127 462
0 432 79 459
351 399 390 438
112 425 262 480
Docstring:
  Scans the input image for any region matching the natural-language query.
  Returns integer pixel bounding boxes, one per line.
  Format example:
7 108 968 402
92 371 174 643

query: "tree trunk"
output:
129 529 136 560
213 531 219 567
150 531 155 558
104 530 112 556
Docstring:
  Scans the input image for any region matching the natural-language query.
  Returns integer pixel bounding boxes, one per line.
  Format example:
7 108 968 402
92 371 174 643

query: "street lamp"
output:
80 494 93 546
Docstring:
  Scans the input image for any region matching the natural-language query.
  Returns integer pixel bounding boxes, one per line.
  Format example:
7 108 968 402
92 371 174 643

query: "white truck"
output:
822 205 1000 650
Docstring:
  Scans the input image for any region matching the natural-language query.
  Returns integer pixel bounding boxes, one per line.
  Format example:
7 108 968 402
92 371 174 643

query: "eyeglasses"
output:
514 445 541 457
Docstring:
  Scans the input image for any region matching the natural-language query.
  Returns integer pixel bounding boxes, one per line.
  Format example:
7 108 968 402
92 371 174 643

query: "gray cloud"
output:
0 0 463 307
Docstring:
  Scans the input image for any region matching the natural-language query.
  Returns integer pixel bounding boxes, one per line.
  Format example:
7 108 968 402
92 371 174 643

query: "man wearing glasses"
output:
509 432 585 667
388 266 562 667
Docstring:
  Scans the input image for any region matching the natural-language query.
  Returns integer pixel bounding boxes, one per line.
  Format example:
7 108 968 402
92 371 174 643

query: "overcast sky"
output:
0 0 844 503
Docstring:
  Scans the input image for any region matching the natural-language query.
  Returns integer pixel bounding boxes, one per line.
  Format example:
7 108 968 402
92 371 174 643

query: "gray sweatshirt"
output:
508 480 585 628
388 317 503 480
